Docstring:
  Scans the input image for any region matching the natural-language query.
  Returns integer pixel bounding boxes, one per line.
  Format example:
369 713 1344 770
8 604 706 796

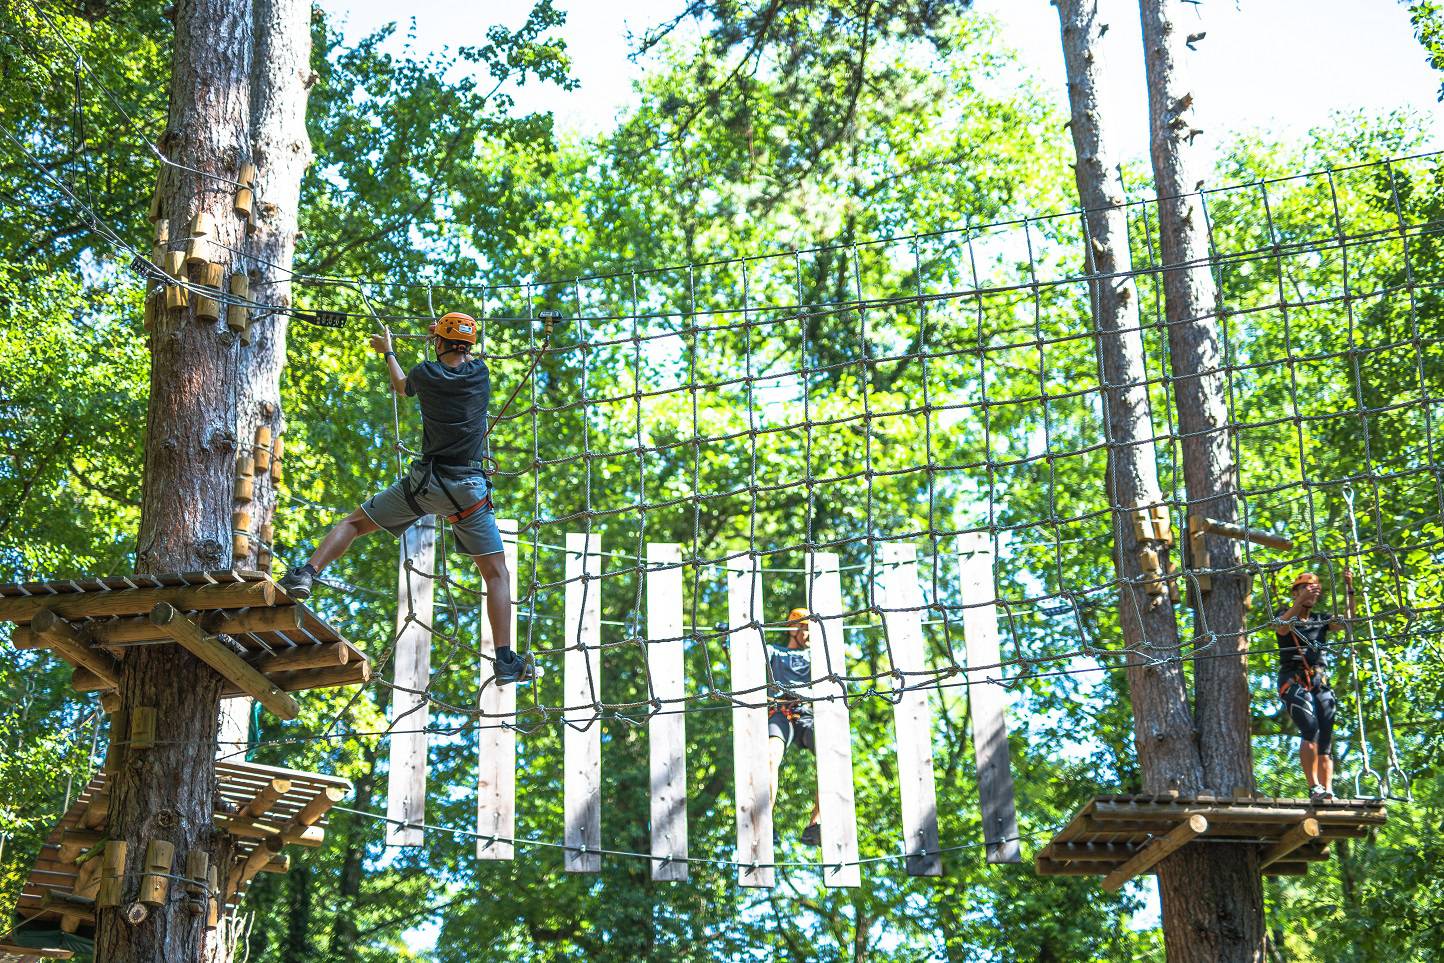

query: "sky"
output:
311 0 1436 946
318 0 1444 168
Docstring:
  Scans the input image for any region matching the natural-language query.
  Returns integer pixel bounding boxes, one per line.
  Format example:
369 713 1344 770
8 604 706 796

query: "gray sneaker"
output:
278 565 315 600
494 649 536 686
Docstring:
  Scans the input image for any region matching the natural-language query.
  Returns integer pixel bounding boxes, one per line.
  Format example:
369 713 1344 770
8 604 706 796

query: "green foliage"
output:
0 3 1441 962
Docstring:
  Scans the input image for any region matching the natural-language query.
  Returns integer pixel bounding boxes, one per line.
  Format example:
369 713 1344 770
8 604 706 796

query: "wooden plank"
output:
878 543 941 877
563 532 604 873
0 581 276 624
217 698 251 761
1101 814 1209 892
29 610 121 687
1260 818 1321 869
242 778 292 818
386 515 436 847
726 554 774 888
262 661 369 694
646 543 688 881
14 606 308 649
807 552 861 888
476 519 519 861
956 532 1021 864
149 604 299 720
248 642 347 674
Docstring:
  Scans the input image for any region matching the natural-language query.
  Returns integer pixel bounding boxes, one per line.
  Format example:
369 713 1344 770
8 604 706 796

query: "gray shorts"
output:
361 464 503 557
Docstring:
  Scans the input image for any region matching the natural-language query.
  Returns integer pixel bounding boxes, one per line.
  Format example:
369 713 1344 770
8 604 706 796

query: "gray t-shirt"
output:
405 358 491 469
767 646 811 697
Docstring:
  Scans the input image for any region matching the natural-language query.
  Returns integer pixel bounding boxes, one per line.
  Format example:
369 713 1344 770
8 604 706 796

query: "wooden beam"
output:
1101 814 1208 892
646 542 688 881
260 854 291 874
956 532 1021 864
292 786 346 827
564 531 604 874
1260 818 1321 869
149 603 299 720
386 515 435 847
242 778 292 818
808 551 861 888
476 520 519 861
59 829 105 862
14 605 305 649
1197 516 1294 551
260 660 369 694
0 580 276 624
1041 842 1139 863
247 642 347 675
40 890 94 922
202 606 304 638
879 543 942 877
215 815 325 847
726 554 775 888
30 610 121 688
228 836 282 895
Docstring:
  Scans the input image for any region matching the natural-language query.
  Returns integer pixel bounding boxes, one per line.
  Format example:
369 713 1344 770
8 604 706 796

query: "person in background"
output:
1275 569 1354 802
767 607 822 845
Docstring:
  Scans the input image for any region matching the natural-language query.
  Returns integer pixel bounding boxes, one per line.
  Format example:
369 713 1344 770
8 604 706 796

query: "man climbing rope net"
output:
767 607 822 846
279 312 535 686
1274 570 1355 802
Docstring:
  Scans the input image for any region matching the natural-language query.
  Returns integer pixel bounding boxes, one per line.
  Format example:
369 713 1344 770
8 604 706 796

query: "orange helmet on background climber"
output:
786 607 810 624
1291 572 1321 590
433 312 478 345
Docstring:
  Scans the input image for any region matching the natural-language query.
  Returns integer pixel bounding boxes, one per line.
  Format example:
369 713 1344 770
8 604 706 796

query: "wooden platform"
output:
13 761 349 940
0 945 73 962
1 570 369 718
1037 794 1387 891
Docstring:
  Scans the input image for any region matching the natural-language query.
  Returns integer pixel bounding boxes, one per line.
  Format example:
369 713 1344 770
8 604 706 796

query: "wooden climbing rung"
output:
11 761 348 944
0 571 370 710
1038 794 1386 885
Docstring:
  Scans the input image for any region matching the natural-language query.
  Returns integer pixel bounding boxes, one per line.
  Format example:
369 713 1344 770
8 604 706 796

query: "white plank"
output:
726 554 775 888
476 519 519 860
647 543 688 881
807 552 861 887
386 515 436 847
563 531 603 873
879 542 941 876
957 532 1021 863
217 698 251 761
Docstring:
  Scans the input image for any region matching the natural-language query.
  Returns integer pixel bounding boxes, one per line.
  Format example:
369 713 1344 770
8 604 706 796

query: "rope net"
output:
277 150 1444 810
3 18 1440 863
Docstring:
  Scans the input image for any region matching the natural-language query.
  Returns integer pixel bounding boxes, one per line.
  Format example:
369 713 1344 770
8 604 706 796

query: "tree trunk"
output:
218 0 317 754
1139 1 1264 959
1055 0 1198 795
97 0 253 960
238 0 316 571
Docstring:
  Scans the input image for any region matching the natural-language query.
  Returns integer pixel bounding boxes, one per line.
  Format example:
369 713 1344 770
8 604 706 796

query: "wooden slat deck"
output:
15 762 349 940
1037 794 1386 882
1 570 368 696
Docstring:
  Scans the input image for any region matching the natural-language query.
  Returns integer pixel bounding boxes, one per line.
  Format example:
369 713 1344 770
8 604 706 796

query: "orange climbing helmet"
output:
786 607 810 624
1290 572 1321 590
433 312 478 346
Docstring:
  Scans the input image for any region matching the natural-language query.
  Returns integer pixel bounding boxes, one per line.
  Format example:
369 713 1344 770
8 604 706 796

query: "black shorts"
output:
767 707 815 753
1280 676 1336 755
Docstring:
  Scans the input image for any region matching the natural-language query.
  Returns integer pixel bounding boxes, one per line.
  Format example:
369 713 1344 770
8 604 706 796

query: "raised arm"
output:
370 331 408 393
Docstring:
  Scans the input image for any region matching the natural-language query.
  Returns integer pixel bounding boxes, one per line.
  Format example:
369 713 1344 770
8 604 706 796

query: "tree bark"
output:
1055 0 1198 795
219 0 317 754
238 0 316 571
98 0 253 960
1139 1 1264 959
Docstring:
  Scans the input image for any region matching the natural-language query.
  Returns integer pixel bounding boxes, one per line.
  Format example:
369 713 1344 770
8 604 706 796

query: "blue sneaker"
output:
494 649 536 686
